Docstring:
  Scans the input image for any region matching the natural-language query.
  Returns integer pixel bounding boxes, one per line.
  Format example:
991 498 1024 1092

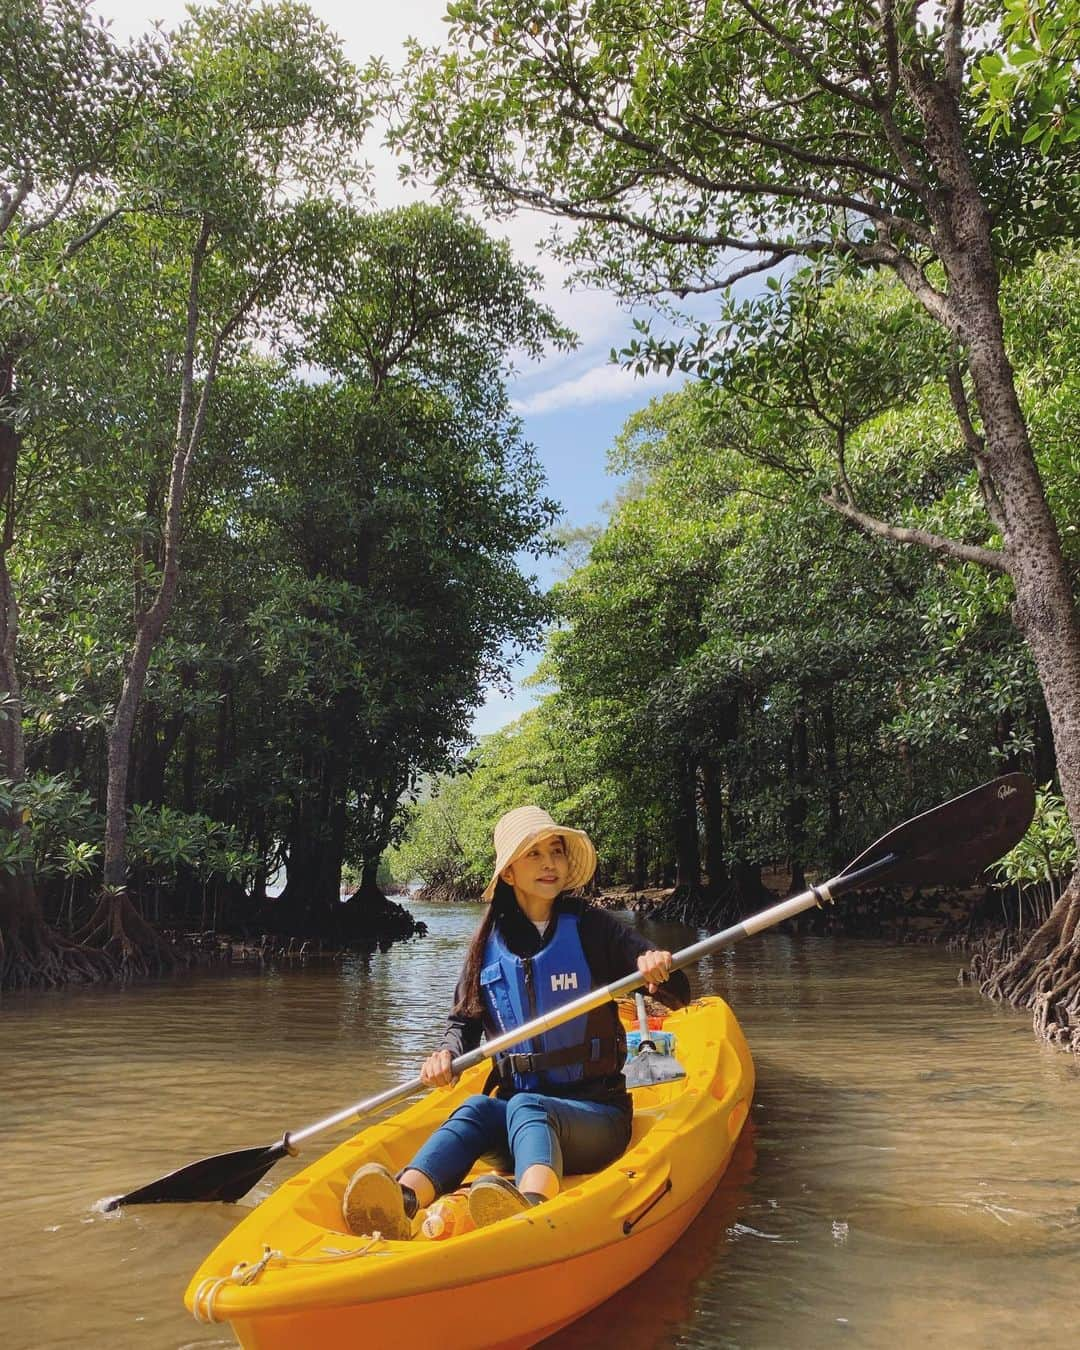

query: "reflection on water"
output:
2 906 1079 1349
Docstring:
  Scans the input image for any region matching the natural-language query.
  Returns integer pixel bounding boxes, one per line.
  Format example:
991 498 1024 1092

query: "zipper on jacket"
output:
523 956 538 1020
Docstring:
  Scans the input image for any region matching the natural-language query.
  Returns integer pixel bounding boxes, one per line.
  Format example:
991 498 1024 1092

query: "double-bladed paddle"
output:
105 772 1034 1211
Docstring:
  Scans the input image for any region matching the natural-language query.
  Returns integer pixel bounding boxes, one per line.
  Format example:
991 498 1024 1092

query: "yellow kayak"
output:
185 996 754 1349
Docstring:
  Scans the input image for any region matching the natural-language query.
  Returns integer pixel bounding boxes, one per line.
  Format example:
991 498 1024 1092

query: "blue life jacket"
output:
481 910 623 1095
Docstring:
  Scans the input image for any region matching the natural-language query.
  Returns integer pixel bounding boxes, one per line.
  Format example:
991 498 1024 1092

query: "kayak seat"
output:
626 1106 662 1149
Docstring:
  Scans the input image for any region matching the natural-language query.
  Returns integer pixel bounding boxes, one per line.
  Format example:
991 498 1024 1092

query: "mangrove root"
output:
974 878 1080 1052
0 872 114 990
76 890 191 979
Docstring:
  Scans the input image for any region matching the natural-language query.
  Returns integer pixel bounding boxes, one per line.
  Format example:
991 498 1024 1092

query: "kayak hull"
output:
186 996 754 1349
229 1184 721 1350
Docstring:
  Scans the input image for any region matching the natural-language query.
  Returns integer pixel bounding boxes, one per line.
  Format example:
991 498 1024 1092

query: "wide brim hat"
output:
482 805 597 902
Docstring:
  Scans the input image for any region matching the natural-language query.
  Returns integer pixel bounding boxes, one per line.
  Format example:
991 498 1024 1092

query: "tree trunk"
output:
279 758 348 932
631 834 647 891
97 226 225 973
340 847 423 948
964 319 1080 831
785 697 809 894
725 767 771 910
104 607 173 887
277 830 340 927
1034 698 1055 789
822 694 843 869
0 357 112 987
102 223 215 892
908 77 1080 1044
213 665 233 824
0 352 26 790
956 266 1080 1032
357 854 381 898
673 757 701 893
700 754 727 893
134 702 187 808
181 722 197 814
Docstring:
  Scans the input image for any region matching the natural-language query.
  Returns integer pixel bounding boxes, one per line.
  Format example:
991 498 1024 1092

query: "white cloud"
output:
95 0 449 50
511 361 676 417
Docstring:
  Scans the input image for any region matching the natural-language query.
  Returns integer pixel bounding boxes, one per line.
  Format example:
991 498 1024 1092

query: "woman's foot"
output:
342 1163 415 1239
467 1174 545 1228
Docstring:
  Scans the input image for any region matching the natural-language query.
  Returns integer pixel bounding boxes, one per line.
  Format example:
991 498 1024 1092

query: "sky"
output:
93 0 688 736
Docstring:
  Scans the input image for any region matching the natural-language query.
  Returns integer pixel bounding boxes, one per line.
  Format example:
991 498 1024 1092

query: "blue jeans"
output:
406 1092 632 1196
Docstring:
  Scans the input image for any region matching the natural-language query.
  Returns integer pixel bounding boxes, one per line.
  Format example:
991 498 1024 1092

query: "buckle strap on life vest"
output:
502 1036 619 1076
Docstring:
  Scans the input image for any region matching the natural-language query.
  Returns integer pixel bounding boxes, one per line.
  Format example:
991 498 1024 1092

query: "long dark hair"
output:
453 879 517 1018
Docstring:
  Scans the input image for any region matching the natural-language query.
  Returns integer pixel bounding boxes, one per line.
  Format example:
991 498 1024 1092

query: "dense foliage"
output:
390 1 1080 1048
394 255 1078 914
4 0 1080 1041
0 2 565 982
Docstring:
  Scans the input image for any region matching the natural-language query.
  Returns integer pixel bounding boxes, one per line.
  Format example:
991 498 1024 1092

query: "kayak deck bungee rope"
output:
191 1233 391 1325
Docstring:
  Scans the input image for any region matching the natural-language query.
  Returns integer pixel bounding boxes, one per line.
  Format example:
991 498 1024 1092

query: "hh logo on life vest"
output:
551 972 579 992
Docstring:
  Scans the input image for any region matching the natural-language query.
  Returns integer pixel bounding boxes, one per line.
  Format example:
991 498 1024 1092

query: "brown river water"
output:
4 902 1080 1349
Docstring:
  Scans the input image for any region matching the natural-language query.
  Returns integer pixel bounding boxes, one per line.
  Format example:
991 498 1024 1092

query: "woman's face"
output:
502 834 570 908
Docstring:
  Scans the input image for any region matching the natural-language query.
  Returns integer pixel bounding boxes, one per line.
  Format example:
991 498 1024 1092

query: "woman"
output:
342 805 691 1238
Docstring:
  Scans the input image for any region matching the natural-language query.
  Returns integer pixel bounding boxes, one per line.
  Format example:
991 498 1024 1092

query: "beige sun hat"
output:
481 805 597 902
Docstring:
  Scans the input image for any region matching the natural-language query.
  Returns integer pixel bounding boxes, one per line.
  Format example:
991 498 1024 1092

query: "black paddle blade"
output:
841 773 1035 887
103 1137 290 1211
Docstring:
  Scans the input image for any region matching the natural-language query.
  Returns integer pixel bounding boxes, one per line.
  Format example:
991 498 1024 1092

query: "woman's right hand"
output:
420 1048 456 1087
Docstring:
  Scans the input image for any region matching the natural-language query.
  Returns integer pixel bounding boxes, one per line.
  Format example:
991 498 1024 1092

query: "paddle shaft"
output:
285 852 896 1150
635 991 651 1044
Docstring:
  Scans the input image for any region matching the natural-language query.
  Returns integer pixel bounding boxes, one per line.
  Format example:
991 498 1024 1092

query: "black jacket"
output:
440 897 692 1109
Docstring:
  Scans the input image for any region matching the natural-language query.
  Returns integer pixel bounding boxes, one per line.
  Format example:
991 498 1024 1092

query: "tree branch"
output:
19 174 84 240
868 2 931 190
678 107 921 198
470 164 949 316
823 493 1009 571
477 167 803 252
943 0 967 94
64 204 128 257
834 424 857 504
175 218 213 460
734 0 877 109
479 165 926 275
0 174 33 236
946 358 1007 533
551 83 934 245
882 242 955 329
642 249 799 296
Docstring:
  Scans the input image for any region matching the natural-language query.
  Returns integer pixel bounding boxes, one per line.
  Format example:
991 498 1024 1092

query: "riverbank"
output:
68 876 1015 995
414 876 1006 948
180 889 428 962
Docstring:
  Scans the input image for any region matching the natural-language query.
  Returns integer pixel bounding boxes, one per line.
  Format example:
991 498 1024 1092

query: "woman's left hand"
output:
637 949 673 994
